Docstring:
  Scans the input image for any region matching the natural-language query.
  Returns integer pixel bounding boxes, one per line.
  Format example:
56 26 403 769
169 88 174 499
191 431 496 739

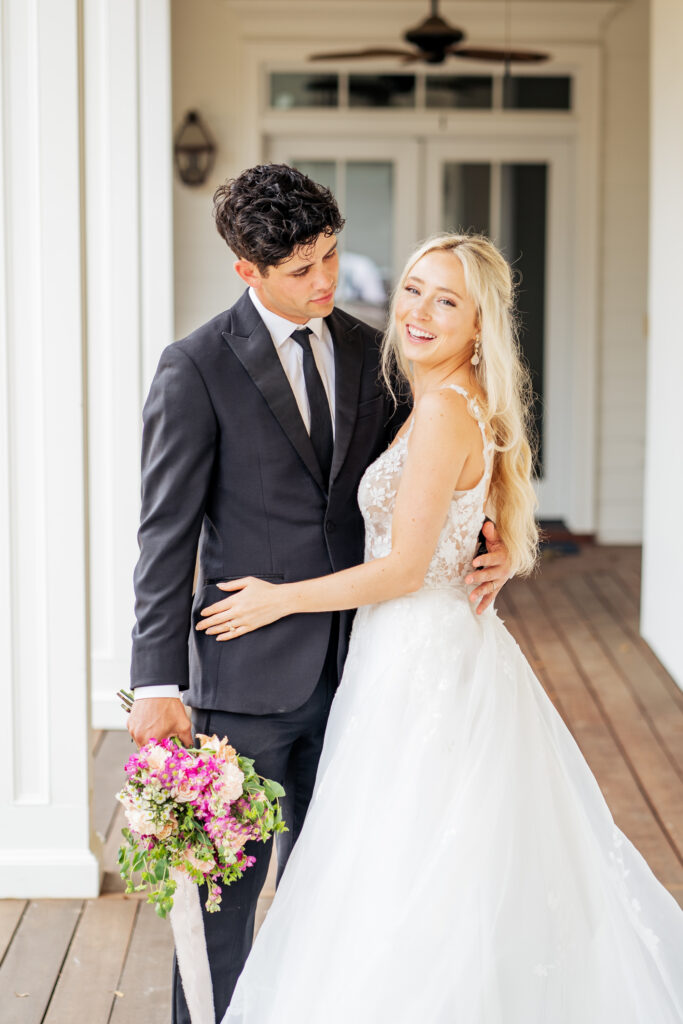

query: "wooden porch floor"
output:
1 545 682 1022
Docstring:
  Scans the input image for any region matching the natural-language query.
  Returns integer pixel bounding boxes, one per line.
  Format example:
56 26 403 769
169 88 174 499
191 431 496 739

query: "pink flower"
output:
195 734 239 766
172 778 202 802
155 819 176 840
184 849 216 874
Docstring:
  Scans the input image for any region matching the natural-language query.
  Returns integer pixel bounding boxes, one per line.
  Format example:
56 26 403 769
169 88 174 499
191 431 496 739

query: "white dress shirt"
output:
135 289 336 701
247 287 336 434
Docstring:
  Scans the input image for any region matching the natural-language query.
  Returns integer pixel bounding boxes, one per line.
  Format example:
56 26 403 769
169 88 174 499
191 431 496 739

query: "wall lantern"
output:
173 110 216 187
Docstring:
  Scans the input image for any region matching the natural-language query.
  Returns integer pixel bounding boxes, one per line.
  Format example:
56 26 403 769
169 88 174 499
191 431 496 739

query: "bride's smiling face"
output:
395 250 479 372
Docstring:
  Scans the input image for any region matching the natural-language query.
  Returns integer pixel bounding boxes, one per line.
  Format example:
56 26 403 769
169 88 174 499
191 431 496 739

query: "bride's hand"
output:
196 578 291 641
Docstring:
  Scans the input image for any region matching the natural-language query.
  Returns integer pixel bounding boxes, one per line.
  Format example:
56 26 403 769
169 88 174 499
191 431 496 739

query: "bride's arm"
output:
197 389 479 640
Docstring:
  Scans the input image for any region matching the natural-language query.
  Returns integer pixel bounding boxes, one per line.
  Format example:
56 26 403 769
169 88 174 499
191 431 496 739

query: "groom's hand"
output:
465 520 512 614
127 697 193 748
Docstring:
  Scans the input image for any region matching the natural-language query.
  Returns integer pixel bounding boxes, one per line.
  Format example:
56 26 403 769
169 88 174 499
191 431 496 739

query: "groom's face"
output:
235 233 339 325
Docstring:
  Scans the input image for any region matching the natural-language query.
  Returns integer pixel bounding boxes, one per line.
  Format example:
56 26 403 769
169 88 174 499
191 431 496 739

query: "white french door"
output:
268 133 575 520
268 136 419 328
424 137 574 518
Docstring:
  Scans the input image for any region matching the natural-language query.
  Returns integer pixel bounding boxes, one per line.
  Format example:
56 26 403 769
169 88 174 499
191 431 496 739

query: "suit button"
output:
325 521 336 534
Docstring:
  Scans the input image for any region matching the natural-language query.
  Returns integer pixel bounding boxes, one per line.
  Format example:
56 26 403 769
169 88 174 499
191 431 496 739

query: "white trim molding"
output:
0 849 101 900
641 0 683 689
85 0 173 729
0 0 100 897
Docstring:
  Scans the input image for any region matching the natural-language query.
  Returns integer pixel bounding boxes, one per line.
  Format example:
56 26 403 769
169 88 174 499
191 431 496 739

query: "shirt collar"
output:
248 287 325 348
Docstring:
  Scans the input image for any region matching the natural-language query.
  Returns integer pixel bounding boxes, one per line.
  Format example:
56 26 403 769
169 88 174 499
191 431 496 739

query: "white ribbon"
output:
169 868 216 1024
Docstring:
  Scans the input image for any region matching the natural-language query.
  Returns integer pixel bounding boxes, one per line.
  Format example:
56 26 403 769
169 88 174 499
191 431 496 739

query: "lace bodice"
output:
358 385 494 590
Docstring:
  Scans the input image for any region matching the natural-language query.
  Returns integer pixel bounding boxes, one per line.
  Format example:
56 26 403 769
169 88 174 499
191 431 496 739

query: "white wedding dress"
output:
223 386 683 1023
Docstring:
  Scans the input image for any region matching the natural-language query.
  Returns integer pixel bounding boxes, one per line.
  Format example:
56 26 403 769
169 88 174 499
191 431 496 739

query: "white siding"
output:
597 0 649 543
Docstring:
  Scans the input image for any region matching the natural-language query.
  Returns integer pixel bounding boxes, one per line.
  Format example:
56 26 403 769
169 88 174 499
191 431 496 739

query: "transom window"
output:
269 72 572 112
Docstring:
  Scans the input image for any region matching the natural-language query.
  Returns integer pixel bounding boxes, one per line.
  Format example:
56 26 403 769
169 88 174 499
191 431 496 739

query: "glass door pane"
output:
293 159 394 328
440 159 548 475
268 137 419 329
499 164 547 472
342 162 393 325
293 160 337 195
443 163 491 236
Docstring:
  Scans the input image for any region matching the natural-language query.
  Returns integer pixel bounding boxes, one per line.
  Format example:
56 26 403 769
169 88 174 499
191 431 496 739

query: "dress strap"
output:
437 384 494 471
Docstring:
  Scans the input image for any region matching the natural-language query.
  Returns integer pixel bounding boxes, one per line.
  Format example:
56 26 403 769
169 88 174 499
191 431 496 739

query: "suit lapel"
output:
222 294 327 493
327 309 365 487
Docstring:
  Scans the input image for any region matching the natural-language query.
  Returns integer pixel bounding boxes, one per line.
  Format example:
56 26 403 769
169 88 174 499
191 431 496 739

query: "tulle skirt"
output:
223 588 683 1023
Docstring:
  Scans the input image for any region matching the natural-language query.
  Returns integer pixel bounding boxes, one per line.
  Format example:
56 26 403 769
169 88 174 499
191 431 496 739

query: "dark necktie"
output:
291 327 334 482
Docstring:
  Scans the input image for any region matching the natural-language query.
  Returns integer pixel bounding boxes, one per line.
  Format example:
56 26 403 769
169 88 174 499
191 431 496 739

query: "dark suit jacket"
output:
130 290 408 714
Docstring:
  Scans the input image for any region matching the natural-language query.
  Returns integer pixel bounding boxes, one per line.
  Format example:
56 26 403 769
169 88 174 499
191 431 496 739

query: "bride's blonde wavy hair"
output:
381 232 539 577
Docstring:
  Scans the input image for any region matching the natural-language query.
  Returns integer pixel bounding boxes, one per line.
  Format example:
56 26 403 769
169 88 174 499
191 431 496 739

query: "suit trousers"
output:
172 616 339 1023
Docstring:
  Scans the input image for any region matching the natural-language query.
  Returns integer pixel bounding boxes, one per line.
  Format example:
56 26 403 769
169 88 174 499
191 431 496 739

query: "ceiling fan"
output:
310 0 549 66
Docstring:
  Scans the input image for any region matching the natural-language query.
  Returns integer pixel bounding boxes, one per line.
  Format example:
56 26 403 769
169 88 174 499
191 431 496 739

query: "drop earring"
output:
471 336 481 366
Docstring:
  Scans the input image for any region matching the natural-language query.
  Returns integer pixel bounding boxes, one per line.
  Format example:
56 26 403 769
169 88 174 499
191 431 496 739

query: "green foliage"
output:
117 744 288 916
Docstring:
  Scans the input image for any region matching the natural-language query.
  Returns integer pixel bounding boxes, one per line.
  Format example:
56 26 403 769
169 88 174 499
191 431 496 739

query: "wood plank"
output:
93 730 135 844
592 568 683 700
497 588 564 712
534 572 683 862
505 580 683 890
0 901 27 964
43 899 138 1024
109 902 174 1024
0 900 82 1024
567 573 683 777
583 568 683 708
608 546 644 606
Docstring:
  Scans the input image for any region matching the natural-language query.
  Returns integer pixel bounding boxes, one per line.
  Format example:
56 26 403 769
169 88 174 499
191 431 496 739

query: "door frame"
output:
424 135 575 519
233 30 601 533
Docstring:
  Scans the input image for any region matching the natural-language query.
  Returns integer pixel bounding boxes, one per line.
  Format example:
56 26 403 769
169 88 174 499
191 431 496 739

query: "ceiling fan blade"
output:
449 46 549 63
309 47 417 61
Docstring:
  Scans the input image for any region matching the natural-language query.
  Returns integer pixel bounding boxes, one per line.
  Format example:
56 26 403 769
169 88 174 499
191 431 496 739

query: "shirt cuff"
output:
134 684 181 700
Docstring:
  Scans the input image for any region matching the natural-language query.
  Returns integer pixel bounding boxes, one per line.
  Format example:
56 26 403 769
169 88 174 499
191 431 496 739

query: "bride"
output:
197 233 683 1022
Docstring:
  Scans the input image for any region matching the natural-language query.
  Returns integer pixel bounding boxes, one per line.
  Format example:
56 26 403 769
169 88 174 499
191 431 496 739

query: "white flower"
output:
146 746 172 771
126 807 157 836
217 762 245 803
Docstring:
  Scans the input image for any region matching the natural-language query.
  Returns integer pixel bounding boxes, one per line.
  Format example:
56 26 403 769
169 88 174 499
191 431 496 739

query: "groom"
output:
127 163 510 1021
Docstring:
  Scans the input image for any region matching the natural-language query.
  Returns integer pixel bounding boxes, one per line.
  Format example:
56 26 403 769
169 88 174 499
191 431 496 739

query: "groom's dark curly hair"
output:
213 164 345 274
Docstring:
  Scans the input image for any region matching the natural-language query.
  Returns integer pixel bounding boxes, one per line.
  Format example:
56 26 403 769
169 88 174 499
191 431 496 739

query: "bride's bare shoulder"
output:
410 387 482 457
414 385 482 428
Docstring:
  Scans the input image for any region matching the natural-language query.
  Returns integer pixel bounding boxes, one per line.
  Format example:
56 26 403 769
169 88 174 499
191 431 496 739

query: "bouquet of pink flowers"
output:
117 731 286 917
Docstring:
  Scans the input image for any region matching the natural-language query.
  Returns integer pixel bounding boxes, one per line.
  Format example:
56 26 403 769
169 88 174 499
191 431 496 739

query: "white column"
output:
641 0 683 689
0 0 100 895
85 0 173 728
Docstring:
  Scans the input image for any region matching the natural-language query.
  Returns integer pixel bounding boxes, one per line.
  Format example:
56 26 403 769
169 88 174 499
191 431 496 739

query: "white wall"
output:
641 0 683 688
171 0 650 542
171 0 246 337
596 0 650 543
